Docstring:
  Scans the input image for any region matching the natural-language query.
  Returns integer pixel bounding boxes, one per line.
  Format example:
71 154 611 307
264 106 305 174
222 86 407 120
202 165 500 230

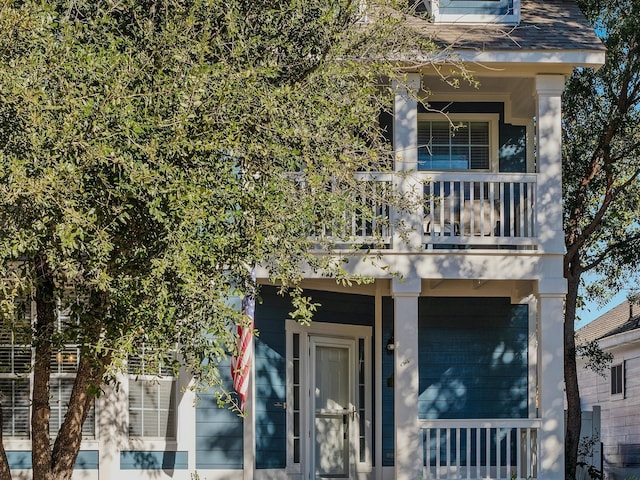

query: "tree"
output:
0 1 462 478
563 0 640 477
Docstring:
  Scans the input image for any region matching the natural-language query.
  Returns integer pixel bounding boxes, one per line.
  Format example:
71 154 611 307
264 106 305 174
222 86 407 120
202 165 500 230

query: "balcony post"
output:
392 73 423 251
537 279 567 480
535 75 565 253
392 277 422 480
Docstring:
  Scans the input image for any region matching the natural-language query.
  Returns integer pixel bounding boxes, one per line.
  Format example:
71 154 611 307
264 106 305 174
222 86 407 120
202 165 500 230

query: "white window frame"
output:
428 0 520 25
418 113 499 172
610 361 625 399
126 350 178 440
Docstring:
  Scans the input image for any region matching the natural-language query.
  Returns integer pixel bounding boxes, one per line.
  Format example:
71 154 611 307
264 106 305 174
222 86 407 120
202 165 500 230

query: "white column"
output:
392 277 422 480
98 376 127 480
392 73 423 251
537 279 566 480
535 75 565 253
177 371 197 476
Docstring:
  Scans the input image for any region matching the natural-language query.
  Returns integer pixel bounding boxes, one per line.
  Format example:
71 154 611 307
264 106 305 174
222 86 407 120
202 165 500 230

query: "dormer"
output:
425 0 521 25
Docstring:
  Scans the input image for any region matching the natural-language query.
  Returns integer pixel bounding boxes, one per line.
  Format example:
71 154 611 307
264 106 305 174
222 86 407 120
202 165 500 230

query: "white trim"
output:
374 285 383 480
525 294 538 418
455 50 606 67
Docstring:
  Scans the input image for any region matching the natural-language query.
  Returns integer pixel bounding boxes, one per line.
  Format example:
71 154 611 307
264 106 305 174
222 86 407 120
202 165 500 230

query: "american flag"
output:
231 272 255 411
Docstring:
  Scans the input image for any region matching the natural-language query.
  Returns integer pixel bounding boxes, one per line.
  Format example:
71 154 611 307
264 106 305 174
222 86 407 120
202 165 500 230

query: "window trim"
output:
126 351 178 440
417 113 499 172
428 0 520 25
610 362 625 399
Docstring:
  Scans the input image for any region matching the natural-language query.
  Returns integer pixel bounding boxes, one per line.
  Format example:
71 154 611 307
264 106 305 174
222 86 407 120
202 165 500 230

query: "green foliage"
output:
563 0 640 301
576 339 613 377
0 0 455 406
563 2 640 477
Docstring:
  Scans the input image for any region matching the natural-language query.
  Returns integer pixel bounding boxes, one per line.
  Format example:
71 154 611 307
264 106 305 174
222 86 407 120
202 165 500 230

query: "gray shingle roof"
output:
406 0 605 52
576 301 640 344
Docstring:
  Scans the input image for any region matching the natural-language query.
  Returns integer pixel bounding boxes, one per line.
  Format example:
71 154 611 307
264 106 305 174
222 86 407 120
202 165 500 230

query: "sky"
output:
575 287 636 329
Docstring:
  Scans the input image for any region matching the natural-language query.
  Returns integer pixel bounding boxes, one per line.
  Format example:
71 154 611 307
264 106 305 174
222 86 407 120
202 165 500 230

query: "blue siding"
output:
7 450 98 470
195 356 244 470
382 296 395 466
254 287 288 469
418 298 528 420
419 102 527 173
120 451 188 470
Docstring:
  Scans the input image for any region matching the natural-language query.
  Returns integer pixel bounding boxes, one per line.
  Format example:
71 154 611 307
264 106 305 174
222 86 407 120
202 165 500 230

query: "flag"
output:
231 271 255 411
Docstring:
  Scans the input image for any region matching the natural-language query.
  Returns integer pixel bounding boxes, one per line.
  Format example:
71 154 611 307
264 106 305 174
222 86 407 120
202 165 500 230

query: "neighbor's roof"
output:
409 0 605 53
577 301 640 344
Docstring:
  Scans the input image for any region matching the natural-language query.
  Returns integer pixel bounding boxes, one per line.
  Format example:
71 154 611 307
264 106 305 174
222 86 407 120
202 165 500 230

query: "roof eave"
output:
597 328 640 350
454 49 606 70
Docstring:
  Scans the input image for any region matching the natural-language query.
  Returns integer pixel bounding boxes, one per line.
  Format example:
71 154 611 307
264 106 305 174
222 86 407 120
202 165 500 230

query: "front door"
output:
310 336 356 480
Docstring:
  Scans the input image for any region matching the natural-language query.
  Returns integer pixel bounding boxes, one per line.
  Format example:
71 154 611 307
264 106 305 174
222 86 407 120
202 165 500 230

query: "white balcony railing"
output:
309 172 393 247
421 172 537 248
419 419 540 480
308 171 537 250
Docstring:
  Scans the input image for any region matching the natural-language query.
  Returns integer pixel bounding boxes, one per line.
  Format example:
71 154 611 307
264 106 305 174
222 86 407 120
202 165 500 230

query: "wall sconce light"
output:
386 335 395 353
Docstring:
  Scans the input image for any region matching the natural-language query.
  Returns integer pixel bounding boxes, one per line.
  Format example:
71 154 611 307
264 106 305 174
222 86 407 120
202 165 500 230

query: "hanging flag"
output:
231 271 255 411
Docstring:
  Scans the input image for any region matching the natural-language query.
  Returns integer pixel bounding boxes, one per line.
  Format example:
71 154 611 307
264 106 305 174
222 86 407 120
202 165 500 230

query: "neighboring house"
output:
577 301 640 480
1 1 605 480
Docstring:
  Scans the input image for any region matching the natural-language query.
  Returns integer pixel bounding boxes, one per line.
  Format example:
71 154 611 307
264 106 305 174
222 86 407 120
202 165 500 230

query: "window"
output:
611 363 624 396
427 0 520 25
128 349 177 438
1 302 95 439
0 303 31 438
418 115 497 170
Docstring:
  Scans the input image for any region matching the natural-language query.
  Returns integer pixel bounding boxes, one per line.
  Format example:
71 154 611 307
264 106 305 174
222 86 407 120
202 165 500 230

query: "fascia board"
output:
598 329 640 350
453 50 606 69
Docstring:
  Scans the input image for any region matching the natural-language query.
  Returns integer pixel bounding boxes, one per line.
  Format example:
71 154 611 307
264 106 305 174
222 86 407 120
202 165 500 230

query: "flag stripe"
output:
231 271 255 411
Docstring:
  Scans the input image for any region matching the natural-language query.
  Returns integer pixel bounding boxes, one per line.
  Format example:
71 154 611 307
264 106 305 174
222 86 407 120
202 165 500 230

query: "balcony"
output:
421 172 537 250
313 171 538 251
419 418 540 480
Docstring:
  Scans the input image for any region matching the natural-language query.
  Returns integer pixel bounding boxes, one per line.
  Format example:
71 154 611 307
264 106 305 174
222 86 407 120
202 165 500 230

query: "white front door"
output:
310 336 356 480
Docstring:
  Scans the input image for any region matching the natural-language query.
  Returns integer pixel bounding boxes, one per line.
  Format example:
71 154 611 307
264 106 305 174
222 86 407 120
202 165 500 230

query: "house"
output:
577 301 640 480
1 1 605 479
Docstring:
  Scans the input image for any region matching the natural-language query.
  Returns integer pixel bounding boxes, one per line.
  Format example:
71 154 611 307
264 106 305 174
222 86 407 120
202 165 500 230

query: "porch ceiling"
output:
423 75 535 121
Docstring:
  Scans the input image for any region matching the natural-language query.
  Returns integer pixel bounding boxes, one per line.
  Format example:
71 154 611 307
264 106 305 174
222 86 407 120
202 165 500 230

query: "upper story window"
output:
426 0 520 25
611 362 624 397
418 114 498 171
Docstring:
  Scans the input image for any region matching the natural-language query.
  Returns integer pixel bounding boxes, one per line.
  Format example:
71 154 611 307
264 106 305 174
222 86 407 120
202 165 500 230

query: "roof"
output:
576 301 640 344
408 0 605 53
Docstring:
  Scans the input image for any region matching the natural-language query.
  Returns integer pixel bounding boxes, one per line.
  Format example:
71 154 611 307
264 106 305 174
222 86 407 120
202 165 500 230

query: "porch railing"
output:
310 172 393 247
419 418 541 480
420 172 537 248
307 171 538 250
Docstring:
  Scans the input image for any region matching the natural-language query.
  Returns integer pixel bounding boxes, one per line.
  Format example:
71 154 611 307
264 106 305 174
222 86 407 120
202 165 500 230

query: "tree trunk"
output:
50 290 110 480
0 399 13 479
32 252 56 480
51 353 108 480
564 257 583 480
